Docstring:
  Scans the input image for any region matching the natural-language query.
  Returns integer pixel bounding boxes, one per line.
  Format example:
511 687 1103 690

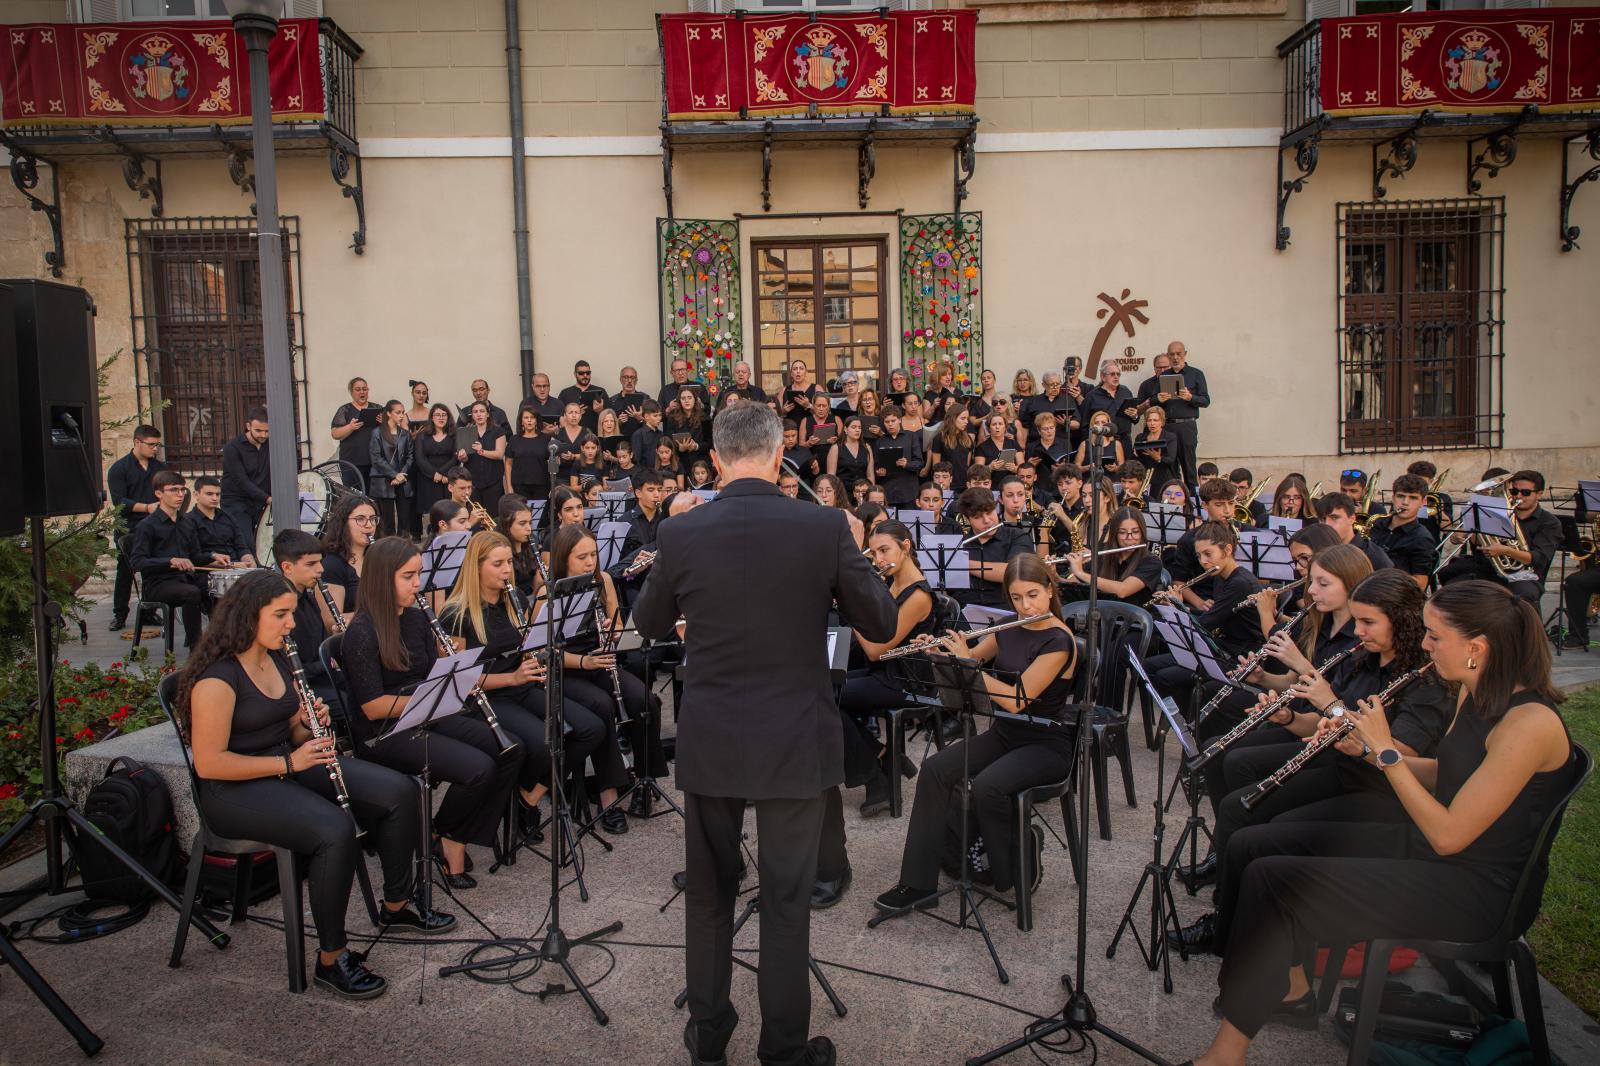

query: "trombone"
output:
1233 477 1271 526
1124 468 1154 513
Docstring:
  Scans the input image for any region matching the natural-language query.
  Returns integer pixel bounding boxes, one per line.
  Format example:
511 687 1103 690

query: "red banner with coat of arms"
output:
1319 9 1600 116
0 19 323 128
660 10 976 120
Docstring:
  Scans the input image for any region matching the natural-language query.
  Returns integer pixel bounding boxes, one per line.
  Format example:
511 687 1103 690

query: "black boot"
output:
1179 852 1218 888
1166 912 1217 956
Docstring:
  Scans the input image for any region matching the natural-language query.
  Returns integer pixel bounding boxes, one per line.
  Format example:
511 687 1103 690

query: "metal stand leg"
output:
672 892 848 1017
0 926 104 1057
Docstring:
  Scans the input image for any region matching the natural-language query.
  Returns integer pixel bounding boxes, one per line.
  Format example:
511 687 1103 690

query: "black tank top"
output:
198 653 296 756
992 624 1076 750
1416 691 1574 888
832 440 872 486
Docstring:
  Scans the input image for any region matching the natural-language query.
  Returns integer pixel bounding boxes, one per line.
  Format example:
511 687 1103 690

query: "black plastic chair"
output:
1011 769 1083 932
867 697 947 818
119 534 176 657
1061 601 1153 839
1326 745 1591 1065
157 674 380 993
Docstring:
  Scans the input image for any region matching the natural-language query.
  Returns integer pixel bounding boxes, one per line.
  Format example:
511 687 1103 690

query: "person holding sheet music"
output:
1145 520 1263 716
546 523 659 829
570 436 609 488
329 376 382 492
953 488 1032 608
780 358 819 424
456 401 507 518
1025 413 1072 477
827 414 875 488
1084 363 1139 456
668 388 711 450
1020 370 1076 443
339 537 523 890
800 392 840 462
876 554 1076 908
872 404 923 507
549 401 597 487
1062 507 1162 608
781 420 819 484
1133 407 1180 493
974 412 1020 475
928 406 975 492
1073 411 1125 475
178 570 455 1001
367 401 415 540
414 404 460 523
502 405 555 502
439 532 564 843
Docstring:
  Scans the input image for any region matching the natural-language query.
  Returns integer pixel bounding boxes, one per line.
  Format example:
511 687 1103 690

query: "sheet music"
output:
962 604 1015 627
594 520 631 572
1461 494 1516 540
418 531 471 592
535 588 598 641
1266 515 1302 535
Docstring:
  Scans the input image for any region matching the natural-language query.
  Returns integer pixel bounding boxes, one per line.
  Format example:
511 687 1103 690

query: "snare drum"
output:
207 567 250 600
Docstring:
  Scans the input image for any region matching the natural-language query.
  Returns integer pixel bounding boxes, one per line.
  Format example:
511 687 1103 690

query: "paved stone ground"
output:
3 586 1598 1065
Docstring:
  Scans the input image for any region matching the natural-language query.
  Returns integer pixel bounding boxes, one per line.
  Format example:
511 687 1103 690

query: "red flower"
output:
73 727 94 741
118 704 131 713
0 783 19 801
109 709 129 723
110 661 123 669
5 731 22 741
58 696 79 706
55 736 65 744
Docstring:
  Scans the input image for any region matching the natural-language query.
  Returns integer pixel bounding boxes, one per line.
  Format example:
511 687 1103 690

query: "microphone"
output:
1090 423 1119 437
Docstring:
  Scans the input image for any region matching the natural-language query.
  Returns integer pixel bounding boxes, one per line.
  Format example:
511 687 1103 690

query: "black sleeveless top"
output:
832 440 873 486
992 624 1076 749
1416 691 1574 889
199 652 296 757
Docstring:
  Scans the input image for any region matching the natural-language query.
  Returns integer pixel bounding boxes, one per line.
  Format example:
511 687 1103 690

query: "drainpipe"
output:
504 0 535 394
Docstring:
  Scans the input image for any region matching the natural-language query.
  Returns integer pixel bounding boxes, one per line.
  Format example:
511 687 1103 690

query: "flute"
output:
1042 543 1147 566
879 613 1049 660
1231 575 1308 613
1192 607 1309 728
623 548 657 578
1155 565 1221 603
315 577 347 633
413 594 521 754
281 634 355 823
1241 662 1435 811
1190 643 1356 771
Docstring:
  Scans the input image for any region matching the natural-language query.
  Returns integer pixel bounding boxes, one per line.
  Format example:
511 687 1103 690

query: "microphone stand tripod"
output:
968 425 1171 1066
439 575 622 1025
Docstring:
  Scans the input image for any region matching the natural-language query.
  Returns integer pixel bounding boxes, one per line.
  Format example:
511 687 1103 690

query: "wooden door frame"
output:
750 234 889 394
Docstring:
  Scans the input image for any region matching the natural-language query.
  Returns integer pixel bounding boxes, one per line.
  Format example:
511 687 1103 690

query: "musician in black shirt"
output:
872 405 923 507
1156 341 1210 491
131 471 222 648
504 406 555 501
952 488 1032 608
607 366 649 434
523 373 565 428
457 378 511 433
219 407 271 540
1316 493 1393 572
329 377 382 492
658 357 699 410
1062 508 1162 608
1368 474 1436 592
186 476 255 568
780 358 820 425
1227 467 1270 529
558 360 609 433
1083 363 1138 456
106 424 166 630
1438 469 1561 607
272 529 338 706
1144 520 1263 715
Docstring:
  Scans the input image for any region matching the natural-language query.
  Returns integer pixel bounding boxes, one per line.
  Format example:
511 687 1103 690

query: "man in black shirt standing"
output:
105 424 166 631
220 405 270 541
607 365 648 435
1021 370 1077 442
130 471 221 648
1159 341 1209 491
716 360 767 412
1083 363 1139 458
329 377 382 492
523 372 565 428
558 360 609 433
658 357 697 410
458 378 511 433
1367 475 1436 591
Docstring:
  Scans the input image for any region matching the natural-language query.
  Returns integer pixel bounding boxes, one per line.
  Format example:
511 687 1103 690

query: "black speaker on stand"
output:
0 279 224 1058
0 284 23 537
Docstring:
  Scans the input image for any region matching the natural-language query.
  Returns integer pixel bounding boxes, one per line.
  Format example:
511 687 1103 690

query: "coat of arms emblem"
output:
793 26 849 93
1445 28 1502 95
128 34 190 104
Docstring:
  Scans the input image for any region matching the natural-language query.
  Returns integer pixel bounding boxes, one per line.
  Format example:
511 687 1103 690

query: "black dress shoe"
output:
859 772 892 817
599 807 629 835
314 948 387 999
1179 852 1218 888
1561 634 1590 651
628 787 653 819
683 1020 729 1066
810 865 851 909
804 1035 836 1065
1213 991 1320 1030
516 798 545 843
431 840 474 873
874 884 938 913
378 904 458 935
108 616 126 633
1166 912 1217 956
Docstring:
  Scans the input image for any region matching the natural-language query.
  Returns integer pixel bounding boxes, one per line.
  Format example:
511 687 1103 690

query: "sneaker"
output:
314 948 387 999
874 884 938 914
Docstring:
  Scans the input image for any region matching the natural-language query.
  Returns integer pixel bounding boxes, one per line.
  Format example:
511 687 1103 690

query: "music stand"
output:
1233 529 1297 584
1266 515 1302 536
439 573 622 1025
419 531 469 593
1460 493 1516 541
297 492 324 528
892 507 940 545
1108 650 1208 989
1142 502 1188 548
593 520 631 573
1151 605 1232 690
962 604 1015 628
917 534 971 591
598 492 632 522
868 655 1056 984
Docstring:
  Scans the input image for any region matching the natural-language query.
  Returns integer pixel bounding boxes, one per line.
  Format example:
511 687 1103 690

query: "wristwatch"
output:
1374 748 1402 770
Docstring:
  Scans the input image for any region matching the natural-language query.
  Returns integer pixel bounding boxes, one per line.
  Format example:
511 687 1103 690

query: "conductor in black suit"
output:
634 403 897 1066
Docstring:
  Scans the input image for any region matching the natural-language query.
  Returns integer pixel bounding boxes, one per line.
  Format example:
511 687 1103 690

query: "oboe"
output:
1190 644 1357 771
879 613 1049 660
315 577 347 633
1241 661 1435 811
413 594 520 753
281 634 355 822
1192 608 1309 729
1231 575 1308 613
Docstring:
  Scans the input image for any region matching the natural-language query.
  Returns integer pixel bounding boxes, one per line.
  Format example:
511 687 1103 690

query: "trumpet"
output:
1231 576 1308 613
282 634 355 823
315 577 347 633
1240 662 1435 811
1191 643 1357 771
879 613 1050 660
470 500 497 531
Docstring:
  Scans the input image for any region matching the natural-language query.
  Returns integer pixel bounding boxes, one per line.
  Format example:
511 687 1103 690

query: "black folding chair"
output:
1062 601 1153 839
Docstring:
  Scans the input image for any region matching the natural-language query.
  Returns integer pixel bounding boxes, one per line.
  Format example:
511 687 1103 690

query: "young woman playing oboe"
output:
178 570 454 1000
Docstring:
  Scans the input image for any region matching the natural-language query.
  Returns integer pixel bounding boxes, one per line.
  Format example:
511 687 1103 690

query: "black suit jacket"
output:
633 478 897 799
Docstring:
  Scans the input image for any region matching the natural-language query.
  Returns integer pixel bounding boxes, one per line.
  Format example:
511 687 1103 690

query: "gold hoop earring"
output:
1467 656 1478 670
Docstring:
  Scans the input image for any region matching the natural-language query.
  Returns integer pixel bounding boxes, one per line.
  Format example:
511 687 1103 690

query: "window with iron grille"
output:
126 216 309 473
1336 198 1504 454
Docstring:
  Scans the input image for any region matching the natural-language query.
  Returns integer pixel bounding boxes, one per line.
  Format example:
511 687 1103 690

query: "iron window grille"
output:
126 215 309 473
1335 197 1505 454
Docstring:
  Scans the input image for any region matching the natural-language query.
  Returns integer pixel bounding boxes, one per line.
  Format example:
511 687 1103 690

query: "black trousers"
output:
472 483 504 519
142 572 205 646
1563 566 1600 640
483 694 553 792
112 543 135 621
1437 553 1544 604
199 757 419 951
561 673 635 792
374 496 415 540
900 728 1072 893
1195 689 1284 810
364 714 519 848
1170 418 1199 490
684 791 826 1066
838 667 907 788
1215 821 1507 1040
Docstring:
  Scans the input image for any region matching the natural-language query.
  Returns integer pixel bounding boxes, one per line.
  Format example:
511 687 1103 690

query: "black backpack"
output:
76 756 179 904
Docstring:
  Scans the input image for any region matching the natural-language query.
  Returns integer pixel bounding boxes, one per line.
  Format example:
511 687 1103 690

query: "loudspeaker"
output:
0 285 22 536
4 279 103 519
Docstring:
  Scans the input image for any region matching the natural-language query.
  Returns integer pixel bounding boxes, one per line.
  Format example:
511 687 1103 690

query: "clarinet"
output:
413 593 521 754
315 577 347 633
1241 662 1435 811
1192 608 1309 730
1190 644 1357 772
281 634 355 822
590 593 631 725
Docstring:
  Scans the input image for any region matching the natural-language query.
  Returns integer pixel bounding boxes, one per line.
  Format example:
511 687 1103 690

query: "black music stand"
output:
1233 529 1297 585
593 520 631 573
419 531 469 593
1151 603 1233 819
916 534 972 593
891 506 940 545
868 655 1052 984
1108 651 1202 991
1549 480 1600 654
439 573 622 1026
1142 502 1189 549
587 622 685 832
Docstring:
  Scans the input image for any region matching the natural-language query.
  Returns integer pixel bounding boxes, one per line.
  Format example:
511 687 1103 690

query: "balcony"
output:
0 17 364 273
1275 12 1600 251
657 10 979 215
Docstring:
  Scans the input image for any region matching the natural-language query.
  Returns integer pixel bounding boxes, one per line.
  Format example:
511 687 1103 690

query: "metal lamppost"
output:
226 0 300 538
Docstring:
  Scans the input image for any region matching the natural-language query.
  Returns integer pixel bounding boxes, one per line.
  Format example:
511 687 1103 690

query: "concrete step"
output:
63 722 201 846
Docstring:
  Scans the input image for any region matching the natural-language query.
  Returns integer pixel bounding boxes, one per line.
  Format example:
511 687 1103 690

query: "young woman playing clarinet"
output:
496 495 541 596
340 538 523 889
876 554 1076 907
1177 580 1574 1065
839 520 937 817
178 570 454 999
